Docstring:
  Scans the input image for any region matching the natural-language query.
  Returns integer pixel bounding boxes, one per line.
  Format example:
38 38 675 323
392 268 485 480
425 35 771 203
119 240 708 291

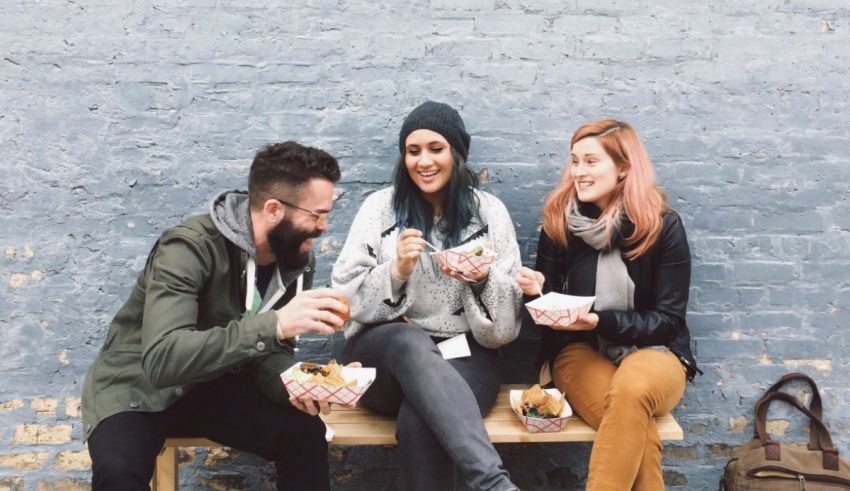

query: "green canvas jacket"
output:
81 214 313 440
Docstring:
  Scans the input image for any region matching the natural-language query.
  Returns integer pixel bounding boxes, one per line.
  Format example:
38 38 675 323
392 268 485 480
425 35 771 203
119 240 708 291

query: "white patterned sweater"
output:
331 187 523 348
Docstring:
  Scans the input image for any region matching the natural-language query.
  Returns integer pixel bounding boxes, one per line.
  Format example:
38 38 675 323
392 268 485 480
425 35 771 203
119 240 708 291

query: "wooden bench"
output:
152 384 683 490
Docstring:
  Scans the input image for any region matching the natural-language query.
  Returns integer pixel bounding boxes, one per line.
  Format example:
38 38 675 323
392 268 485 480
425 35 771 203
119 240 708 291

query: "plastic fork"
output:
421 238 442 252
533 280 543 297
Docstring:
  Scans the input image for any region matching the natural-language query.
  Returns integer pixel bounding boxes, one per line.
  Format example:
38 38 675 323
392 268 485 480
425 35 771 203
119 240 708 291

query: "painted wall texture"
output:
2 0 849 489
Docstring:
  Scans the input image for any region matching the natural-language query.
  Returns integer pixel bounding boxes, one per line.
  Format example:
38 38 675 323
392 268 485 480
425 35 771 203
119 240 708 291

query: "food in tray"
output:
519 384 565 419
465 244 485 257
461 243 495 258
282 362 376 405
292 360 355 387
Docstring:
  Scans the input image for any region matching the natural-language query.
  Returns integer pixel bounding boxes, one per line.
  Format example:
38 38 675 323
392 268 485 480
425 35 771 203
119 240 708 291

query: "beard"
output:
267 218 321 270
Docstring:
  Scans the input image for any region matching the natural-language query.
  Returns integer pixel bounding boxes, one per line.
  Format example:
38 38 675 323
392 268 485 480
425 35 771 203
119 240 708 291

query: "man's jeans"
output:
87 371 329 491
343 323 516 491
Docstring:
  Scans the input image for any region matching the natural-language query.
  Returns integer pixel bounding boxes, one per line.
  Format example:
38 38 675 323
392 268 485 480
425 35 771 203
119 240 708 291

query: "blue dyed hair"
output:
391 148 480 248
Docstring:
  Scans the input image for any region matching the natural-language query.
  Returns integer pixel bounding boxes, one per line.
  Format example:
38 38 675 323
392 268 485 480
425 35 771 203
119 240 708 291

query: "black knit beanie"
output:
398 101 471 161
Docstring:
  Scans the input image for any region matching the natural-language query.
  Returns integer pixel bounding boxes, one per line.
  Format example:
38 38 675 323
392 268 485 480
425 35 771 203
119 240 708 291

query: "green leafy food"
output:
523 406 558 419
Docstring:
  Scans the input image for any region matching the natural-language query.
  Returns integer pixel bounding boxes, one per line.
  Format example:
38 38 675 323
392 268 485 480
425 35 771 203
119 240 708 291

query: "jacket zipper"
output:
673 352 702 380
747 466 850 487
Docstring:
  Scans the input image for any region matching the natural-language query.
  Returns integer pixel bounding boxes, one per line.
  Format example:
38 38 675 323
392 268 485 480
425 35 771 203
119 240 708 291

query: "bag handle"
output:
759 372 823 417
754 372 823 450
754 391 840 471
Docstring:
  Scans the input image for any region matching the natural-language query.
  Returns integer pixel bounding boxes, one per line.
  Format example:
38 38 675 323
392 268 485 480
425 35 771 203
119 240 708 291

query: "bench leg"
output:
153 446 178 491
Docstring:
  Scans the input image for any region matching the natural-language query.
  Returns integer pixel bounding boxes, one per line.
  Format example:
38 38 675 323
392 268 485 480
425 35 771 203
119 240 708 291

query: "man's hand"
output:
288 362 363 416
275 288 348 340
289 395 332 416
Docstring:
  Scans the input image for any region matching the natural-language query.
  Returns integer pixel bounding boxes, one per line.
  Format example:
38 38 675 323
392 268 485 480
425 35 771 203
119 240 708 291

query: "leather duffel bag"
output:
720 373 850 490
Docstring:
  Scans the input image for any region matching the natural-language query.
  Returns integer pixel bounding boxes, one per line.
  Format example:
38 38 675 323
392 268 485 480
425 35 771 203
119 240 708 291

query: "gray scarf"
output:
568 207 636 364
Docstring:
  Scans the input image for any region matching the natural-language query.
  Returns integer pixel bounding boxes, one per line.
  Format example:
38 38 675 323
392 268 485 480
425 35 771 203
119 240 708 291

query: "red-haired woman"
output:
515 120 699 490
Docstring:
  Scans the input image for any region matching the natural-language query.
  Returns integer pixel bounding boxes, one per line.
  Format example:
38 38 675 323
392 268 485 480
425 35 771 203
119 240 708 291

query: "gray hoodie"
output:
209 189 311 307
209 189 257 256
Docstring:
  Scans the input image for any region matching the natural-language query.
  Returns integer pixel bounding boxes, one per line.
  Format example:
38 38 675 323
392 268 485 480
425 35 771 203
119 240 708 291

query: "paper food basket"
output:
510 388 573 433
281 362 375 406
525 292 595 329
430 240 496 276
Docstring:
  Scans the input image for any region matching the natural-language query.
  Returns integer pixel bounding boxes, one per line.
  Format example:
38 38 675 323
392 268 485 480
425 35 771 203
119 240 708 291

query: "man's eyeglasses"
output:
275 199 329 224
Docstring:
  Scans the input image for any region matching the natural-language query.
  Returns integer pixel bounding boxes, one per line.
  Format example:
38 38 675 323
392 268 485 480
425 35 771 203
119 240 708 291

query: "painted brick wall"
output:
2 1 848 489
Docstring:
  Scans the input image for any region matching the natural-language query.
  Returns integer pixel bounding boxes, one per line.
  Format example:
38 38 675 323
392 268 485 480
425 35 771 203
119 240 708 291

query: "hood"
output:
209 190 256 257
208 190 313 287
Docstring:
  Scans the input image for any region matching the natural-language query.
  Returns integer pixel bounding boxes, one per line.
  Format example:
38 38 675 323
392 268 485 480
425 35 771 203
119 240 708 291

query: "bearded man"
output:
82 142 348 491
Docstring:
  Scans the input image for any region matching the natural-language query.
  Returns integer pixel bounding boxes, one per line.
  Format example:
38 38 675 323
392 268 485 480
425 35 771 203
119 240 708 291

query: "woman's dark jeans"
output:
343 323 515 491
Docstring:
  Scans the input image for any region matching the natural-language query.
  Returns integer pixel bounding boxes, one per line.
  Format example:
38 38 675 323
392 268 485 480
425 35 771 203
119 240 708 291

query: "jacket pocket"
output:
94 348 141 390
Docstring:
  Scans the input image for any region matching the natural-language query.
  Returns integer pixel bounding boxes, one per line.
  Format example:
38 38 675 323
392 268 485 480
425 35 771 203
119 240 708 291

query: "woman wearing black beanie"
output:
332 101 522 491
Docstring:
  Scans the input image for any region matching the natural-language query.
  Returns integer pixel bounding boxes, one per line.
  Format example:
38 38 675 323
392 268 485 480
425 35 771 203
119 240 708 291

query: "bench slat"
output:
160 413 683 449
324 410 683 445
154 386 684 490
160 389 683 447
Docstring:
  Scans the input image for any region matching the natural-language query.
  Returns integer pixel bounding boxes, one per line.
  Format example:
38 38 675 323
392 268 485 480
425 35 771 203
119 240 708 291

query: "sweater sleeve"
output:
461 194 523 348
331 192 414 324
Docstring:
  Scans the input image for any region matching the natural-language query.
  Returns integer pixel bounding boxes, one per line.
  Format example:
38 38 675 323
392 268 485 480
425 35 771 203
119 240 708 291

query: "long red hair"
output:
542 120 667 259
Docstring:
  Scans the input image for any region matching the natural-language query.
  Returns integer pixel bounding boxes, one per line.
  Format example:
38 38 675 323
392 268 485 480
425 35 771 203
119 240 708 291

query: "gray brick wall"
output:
2 1 848 489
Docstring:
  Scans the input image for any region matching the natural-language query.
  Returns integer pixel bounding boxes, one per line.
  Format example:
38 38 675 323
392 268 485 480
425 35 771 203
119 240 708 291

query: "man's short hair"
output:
248 141 341 210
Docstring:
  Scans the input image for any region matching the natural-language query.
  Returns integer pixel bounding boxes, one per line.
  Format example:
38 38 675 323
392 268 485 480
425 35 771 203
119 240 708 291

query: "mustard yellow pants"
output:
553 343 686 491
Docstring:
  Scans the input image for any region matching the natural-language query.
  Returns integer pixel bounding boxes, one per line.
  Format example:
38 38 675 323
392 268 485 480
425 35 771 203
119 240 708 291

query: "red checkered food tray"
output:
281 362 376 406
429 240 496 275
525 292 595 329
510 388 573 433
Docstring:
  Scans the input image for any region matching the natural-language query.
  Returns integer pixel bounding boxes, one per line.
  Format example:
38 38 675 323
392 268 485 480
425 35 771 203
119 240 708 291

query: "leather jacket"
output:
534 207 700 381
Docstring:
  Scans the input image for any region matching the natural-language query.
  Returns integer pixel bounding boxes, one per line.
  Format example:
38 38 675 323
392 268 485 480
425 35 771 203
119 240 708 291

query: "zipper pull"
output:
798 474 806 491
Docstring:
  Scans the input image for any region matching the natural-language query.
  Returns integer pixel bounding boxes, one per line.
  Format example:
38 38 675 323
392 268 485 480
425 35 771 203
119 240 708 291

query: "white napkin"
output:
436 333 472 360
